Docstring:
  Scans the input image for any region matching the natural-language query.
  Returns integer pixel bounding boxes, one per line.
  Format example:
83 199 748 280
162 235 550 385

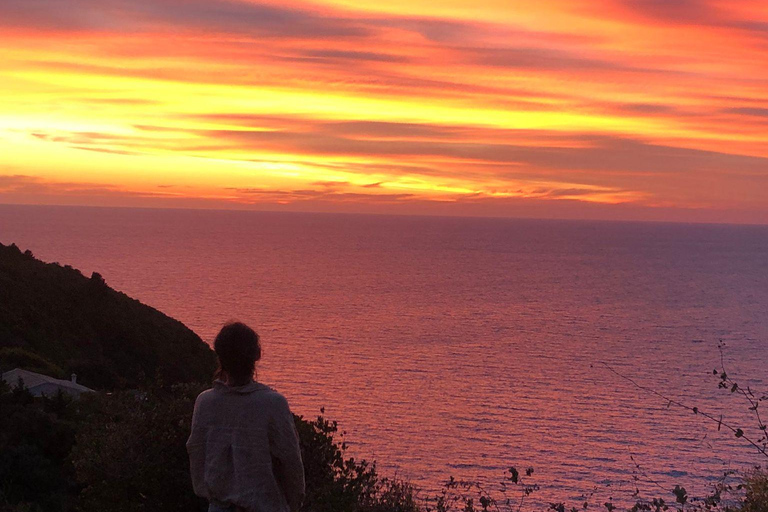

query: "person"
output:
187 322 305 512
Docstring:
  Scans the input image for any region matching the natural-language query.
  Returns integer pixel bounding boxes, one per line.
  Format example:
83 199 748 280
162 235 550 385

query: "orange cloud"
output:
0 0 767 222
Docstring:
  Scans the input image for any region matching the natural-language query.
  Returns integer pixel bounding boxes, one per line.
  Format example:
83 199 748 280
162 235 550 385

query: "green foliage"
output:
296 410 419 512
672 486 688 506
70 384 208 512
0 382 79 512
0 242 216 390
424 466 539 512
740 468 768 512
69 386 419 512
0 348 65 378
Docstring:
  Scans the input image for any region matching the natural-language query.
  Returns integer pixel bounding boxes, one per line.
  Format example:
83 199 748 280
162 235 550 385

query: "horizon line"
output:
2 201 767 228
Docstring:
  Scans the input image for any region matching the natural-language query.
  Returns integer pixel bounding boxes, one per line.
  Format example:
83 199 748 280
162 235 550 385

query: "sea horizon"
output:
4 202 768 229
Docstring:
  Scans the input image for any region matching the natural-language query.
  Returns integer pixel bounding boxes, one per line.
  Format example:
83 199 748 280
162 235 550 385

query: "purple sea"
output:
2 204 766 505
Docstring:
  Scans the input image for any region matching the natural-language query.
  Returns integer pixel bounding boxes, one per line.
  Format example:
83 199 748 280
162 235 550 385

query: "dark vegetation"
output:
0 242 216 389
0 242 765 511
0 379 420 512
0 243 419 512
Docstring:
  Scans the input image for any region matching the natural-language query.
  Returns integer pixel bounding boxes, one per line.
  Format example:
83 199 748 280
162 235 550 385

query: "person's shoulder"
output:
194 387 216 406
260 384 286 401
259 385 290 409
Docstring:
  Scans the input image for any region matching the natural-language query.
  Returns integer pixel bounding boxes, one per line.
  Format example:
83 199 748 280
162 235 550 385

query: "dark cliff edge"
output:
0 242 216 389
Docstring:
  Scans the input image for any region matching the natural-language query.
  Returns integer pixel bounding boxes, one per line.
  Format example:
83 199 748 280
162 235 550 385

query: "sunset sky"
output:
1 0 767 223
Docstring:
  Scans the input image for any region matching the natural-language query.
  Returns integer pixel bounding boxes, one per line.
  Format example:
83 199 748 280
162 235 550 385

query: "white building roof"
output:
1 368 94 394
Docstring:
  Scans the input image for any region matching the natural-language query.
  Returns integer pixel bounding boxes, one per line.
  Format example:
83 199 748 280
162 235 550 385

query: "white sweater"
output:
186 381 305 512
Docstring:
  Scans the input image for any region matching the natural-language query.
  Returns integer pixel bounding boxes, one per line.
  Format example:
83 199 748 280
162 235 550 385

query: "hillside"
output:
0 242 216 389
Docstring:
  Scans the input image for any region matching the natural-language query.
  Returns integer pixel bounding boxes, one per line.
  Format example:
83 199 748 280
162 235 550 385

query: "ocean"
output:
1 204 766 505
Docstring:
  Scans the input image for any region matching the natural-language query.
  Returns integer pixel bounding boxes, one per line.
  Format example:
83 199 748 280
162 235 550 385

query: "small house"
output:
1 368 94 398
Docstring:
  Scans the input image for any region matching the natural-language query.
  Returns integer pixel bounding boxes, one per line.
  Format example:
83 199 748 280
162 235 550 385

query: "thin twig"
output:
718 342 766 443
598 362 767 459
629 453 671 495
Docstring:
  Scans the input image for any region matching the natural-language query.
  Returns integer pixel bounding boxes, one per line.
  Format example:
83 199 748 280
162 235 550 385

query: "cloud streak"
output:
1 0 767 222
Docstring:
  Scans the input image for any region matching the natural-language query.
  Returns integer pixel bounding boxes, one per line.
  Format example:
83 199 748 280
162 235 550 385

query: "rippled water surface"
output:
2 204 767 504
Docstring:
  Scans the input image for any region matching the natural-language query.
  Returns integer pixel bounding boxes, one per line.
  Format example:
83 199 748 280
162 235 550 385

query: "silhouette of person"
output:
187 322 305 512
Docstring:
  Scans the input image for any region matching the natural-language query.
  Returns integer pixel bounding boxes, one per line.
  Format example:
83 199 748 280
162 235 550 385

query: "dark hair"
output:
213 322 261 386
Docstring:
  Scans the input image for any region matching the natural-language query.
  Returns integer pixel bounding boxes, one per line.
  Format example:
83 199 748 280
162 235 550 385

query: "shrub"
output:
296 410 419 512
741 468 768 512
0 381 78 512
70 384 419 512
70 384 208 512
0 348 65 378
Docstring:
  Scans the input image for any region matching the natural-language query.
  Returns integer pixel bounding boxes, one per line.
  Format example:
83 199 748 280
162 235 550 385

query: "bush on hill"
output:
741 468 768 512
0 380 79 512
0 242 215 389
0 348 65 379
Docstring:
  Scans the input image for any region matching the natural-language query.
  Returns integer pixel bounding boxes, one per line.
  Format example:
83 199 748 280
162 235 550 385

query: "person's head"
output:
213 322 261 386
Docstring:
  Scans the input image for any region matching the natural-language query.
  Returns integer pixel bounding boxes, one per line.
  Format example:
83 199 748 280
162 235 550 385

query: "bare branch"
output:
598 362 767 459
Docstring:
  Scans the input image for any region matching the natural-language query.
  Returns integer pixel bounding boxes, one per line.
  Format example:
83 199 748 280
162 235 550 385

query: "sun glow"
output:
1 0 767 222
